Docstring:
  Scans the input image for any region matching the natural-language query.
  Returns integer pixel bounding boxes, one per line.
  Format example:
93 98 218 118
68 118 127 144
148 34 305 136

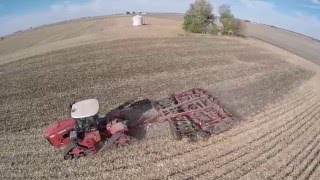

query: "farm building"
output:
132 15 144 26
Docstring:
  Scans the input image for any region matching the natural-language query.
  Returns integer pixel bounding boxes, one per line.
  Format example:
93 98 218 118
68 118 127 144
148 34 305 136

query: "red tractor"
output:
44 99 142 159
45 88 233 159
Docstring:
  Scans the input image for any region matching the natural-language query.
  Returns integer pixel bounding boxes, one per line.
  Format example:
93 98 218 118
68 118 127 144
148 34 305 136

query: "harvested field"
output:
0 15 184 65
0 36 313 132
243 22 320 65
0 14 320 179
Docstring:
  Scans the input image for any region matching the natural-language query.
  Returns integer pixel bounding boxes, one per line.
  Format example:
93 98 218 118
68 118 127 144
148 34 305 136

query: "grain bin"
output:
132 15 144 26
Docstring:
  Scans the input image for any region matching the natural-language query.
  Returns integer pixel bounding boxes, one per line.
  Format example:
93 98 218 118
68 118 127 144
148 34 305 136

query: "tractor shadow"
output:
127 125 147 140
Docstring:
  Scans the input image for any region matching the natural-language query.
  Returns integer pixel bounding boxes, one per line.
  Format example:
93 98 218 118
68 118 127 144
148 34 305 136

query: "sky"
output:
0 0 320 39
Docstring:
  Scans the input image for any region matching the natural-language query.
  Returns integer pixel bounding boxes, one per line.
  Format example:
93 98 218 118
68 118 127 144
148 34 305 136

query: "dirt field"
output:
0 14 320 179
0 14 184 65
243 22 320 65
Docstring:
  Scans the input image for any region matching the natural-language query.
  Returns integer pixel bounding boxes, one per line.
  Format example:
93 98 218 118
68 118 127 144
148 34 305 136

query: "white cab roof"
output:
71 99 99 118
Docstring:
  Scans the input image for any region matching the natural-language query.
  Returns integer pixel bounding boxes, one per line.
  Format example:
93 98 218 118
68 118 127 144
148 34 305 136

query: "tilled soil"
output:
0 35 317 179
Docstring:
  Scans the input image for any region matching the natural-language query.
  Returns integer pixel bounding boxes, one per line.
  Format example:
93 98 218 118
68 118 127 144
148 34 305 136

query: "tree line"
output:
183 0 242 36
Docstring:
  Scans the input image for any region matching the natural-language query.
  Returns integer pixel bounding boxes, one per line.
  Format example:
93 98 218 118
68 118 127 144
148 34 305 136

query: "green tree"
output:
219 4 233 19
218 4 241 35
183 0 213 33
209 23 218 35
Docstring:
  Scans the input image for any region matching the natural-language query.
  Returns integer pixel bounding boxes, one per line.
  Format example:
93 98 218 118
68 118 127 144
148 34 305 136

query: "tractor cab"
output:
71 99 100 132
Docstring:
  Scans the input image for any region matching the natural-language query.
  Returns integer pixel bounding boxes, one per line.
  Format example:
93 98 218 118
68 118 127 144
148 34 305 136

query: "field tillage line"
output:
230 106 320 179
308 153 320 180
170 101 320 179
222 90 315 139
236 89 314 130
81 90 315 174
199 107 320 180
271 119 320 179
234 114 320 180
165 95 319 178
0 92 316 172
105 93 317 173
292 129 320 179
146 90 315 156
249 89 313 121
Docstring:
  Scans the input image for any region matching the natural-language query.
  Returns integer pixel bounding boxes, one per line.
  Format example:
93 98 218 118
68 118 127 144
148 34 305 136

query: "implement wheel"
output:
64 154 73 160
169 121 182 140
208 118 232 135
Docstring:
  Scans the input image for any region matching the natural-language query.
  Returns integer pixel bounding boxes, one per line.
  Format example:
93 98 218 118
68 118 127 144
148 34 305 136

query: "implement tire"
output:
169 121 182 140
